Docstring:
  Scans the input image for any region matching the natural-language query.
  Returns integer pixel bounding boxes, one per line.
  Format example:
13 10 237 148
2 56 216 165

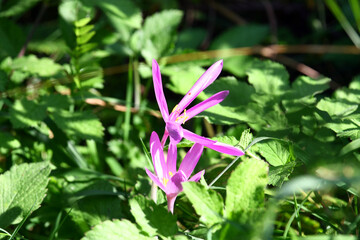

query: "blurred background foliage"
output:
0 0 360 239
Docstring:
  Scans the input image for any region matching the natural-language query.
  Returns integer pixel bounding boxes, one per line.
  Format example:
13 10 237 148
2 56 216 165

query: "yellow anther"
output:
171 104 179 113
163 178 169 186
175 109 189 124
169 171 173 177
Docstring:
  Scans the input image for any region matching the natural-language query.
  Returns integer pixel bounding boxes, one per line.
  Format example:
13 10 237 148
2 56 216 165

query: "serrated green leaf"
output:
239 129 253 150
40 94 71 111
247 59 290 96
291 76 330 98
51 110 104 142
11 55 62 77
182 181 224 227
9 99 47 128
129 195 177 237
141 10 183 62
317 98 358 118
225 158 268 222
0 162 51 228
0 132 20 149
258 140 292 167
268 161 296 187
81 219 152 240
67 180 125 232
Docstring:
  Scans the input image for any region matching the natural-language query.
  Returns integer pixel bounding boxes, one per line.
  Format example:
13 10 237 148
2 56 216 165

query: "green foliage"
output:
82 219 152 240
51 110 104 142
0 161 51 228
129 195 178 237
9 99 47 128
182 182 224 227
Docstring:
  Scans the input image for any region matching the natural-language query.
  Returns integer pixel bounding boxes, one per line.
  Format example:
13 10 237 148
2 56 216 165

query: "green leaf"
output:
290 76 330 98
339 138 360 156
225 158 268 222
177 28 207 50
0 0 41 17
317 98 358 118
141 10 183 62
76 31 95 45
81 219 152 240
67 180 125 233
40 94 71 111
258 140 293 167
74 17 92 28
182 181 224 227
246 59 290 96
9 99 47 128
0 161 51 228
96 0 142 29
268 161 296 187
51 110 104 142
239 129 254 150
298 235 357 240
11 55 62 77
0 132 20 149
0 20 25 58
210 24 269 49
129 195 177 237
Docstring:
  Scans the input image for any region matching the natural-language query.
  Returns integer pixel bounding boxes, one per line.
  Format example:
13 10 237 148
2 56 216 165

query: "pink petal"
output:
166 171 187 196
183 129 216 145
160 128 169 147
150 132 168 179
180 90 229 121
166 122 184 144
176 60 223 114
167 142 177 174
166 194 177 213
145 168 166 192
206 141 245 156
179 143 204 179
188 170 205 182
152 59 169 121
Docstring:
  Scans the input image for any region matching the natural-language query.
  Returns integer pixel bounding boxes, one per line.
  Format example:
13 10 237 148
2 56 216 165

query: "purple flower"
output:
145 131 205 213
152 59 244 156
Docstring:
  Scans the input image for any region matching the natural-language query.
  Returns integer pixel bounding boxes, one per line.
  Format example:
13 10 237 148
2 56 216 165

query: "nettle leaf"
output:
141 10 183 62
11 55 62 77
81 219 152 240
0 132 20 149
9 99 47 128
258 140 293 167
239 129 253 150
0 161 51 228
95 0 142 29
225 158 268 222
268 161 296 187
129 195 177 237
40 94 71 110
247 59 290 96
51 110 104 142
317 98 358 118
291 76 330 98
66 180 125 233
182 181 224 227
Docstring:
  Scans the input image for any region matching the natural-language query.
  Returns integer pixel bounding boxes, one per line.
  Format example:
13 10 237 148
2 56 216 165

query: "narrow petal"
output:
166 194 177 213
145 168 166 192
160 128 169 147
206 141 245 156
166 122 184 144
183 129 216 145
188 170 205 182
177 60 223 113
150 131 168 179
179 91 229 121
179 143 204 178
167 142 177 174
152 59 169 121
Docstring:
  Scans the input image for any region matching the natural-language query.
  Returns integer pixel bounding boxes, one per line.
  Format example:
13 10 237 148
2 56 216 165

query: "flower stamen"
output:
175 109 189 124
163 177 169 186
